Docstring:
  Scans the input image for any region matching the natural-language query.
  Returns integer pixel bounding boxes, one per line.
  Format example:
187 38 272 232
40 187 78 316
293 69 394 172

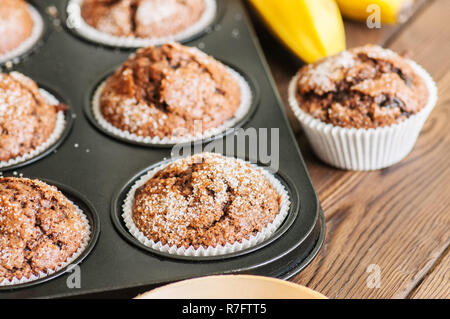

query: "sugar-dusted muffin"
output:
132 153 281 249
100 43 241 139
295 44 429 129
81 0 206 38
288 44 437 170
0 72 62 162
0 0 34 54
0 178 86 282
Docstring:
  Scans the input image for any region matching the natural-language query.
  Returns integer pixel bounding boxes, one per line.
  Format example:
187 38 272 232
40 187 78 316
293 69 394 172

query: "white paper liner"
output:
288 60 438 170
67 0 216 48
0 89 66 169
0 5 44 64
0 200 92 286
122 156 291 257
92 66 253 145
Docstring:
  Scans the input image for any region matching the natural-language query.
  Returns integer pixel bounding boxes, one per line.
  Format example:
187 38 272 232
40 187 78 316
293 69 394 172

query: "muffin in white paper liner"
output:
67 0 216 48
0 89 66 169
92 66 253 145
0 201 91 287
0 5 44 64
288 60 438 171
122 156 291 257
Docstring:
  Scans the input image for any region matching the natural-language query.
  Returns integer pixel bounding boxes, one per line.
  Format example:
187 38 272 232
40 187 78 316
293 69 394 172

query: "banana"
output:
248 0 346 64
336 0 414 24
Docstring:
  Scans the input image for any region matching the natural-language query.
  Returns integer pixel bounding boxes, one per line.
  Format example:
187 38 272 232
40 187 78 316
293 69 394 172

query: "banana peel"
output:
248 0 346 64
336 0 415 24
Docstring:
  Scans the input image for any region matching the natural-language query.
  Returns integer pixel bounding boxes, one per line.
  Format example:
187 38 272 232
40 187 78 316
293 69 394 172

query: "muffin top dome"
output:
81 0 206 38
0 0 34 54
132 153 281 249
295 45 429 129
0 178 86 282
0 72 60 162
100 42 241 138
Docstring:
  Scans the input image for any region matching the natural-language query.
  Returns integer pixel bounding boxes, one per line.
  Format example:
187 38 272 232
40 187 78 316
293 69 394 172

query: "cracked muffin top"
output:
100 42 241 139
0 72 62 162
132 153 281 249
81 0 206 38
0 0 34 54
0 178 86 282
295 45 429 129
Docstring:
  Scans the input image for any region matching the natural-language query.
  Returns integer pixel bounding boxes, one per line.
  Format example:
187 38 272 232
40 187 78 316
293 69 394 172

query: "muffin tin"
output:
0 0 324 298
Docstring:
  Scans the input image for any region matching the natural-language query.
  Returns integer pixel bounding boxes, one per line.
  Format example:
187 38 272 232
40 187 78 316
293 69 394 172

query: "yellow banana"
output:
248 0 346 64
336 0 414 24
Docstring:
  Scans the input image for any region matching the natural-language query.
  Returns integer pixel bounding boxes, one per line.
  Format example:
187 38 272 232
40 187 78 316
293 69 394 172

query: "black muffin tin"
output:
0 0 324 298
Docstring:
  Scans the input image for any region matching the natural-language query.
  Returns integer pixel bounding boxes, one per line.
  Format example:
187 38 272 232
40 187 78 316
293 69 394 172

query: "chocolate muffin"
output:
0 72 62 162
295 45 429 129
100 43 241 139
0 0 34 55
132 153 281 249
81 0 206 38
0 178 86 282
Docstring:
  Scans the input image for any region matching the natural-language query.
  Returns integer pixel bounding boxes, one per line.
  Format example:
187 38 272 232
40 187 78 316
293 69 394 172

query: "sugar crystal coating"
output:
0 0 34 54
100 43 241 138
0 178 86 282
296 45 429 129
132 153 281 249
81 0 206 38
0 72 61 162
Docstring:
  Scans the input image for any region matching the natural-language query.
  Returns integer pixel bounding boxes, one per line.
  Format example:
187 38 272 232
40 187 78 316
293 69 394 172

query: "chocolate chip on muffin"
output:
0 178 87 282
295 44 429 129
0 72 65 162
81 0 206 38
0 0 34 55
132 153 281 249
99 42 241 139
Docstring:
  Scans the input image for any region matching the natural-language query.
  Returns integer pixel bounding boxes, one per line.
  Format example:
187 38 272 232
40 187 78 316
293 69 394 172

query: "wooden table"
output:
248 0 449 299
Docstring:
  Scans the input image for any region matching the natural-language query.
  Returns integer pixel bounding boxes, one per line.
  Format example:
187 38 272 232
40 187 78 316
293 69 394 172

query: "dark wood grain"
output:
250 0 449 298
409 248 449 299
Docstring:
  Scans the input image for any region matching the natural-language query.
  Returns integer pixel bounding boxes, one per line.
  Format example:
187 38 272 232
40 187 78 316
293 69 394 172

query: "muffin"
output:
295 45 429 128
81 0 206 38
0 72 65 164
0 178 87 283
75 0 216 47
0 0 34 55
96 42 246 142
289 45 437 170
124 153 289 255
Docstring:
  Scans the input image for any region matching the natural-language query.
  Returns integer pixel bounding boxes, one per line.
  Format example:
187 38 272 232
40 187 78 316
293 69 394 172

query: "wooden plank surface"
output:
409 248 449 299
249 0 449 298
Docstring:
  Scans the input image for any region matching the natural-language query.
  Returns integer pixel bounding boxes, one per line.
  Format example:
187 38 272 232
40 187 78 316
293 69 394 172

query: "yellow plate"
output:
135 275 327 299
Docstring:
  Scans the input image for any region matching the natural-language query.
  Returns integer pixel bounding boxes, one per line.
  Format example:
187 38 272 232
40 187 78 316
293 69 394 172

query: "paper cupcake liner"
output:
288 60 438 171
122 156 291 257
0 4 44 64
67 0 216 48
0 201 91 286
0 89 66 169
92 66 253 145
